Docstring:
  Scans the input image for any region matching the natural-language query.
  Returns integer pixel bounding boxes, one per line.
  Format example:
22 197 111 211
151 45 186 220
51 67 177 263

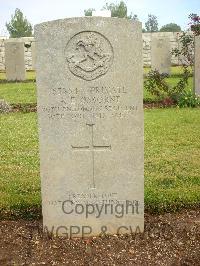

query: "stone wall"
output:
0 32 183 71
0 37 6 70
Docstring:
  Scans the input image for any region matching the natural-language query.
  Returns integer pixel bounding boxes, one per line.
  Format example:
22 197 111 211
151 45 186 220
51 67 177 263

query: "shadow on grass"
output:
0 79 36 84
0 205 42 220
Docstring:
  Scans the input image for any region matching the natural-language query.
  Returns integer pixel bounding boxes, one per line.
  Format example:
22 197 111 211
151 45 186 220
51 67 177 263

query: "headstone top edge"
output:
34 17 142 31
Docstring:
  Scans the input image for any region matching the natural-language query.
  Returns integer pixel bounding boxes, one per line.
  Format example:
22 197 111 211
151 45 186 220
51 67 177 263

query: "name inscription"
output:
39 85 138 120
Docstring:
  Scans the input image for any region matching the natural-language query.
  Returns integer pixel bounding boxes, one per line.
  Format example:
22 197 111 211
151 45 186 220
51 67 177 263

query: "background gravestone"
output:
151 36 171 74
195 36 200 96
5 41 26 81
35 17 144 237
31 41 36 70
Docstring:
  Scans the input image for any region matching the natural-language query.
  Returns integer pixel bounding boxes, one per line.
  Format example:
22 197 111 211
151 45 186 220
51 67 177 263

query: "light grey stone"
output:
26 51 32 57
0 99 12 113
195 36 200 96
151 36 171 74
31 41 36 70
35 17 144 238
5 41 26 81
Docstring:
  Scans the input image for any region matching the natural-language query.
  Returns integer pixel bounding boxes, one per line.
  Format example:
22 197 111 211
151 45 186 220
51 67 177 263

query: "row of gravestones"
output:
3 36 180 80
4 35 200 96
0 32 183 71
34 17 200 237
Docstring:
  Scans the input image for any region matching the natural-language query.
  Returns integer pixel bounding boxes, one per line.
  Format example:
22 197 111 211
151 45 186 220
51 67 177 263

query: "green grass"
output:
0 71 36 104
0 112 40 218
0 82 36 104
0 109 199 218
145 108 200 212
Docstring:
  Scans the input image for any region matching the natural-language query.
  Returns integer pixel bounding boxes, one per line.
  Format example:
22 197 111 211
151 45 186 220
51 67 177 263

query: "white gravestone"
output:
35 17 144 238
31 41 36 70
195 36 200 96
151 36 171 74
5 41 26 81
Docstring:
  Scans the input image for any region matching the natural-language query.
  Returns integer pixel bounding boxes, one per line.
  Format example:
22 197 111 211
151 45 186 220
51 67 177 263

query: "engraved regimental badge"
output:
65 31 113 81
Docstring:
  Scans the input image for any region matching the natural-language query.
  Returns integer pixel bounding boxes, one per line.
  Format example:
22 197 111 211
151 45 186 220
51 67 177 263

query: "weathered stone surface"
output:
31 41 36 70
5 41 26 81
195 36 200 96
3 37 35 71
151 36 171 74
35 17 144 237
0 99 12 113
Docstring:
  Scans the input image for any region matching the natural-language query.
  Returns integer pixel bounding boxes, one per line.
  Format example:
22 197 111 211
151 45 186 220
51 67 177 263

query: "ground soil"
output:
0 208 199 265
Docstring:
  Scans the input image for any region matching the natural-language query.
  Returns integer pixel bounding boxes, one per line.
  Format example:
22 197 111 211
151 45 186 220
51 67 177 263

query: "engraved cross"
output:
71 123 111 188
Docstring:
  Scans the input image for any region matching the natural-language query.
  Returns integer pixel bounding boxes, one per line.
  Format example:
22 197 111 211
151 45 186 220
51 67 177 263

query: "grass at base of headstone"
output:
0 70 36 81
0 82 36 104
0 109 199 218
0 71 37 107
